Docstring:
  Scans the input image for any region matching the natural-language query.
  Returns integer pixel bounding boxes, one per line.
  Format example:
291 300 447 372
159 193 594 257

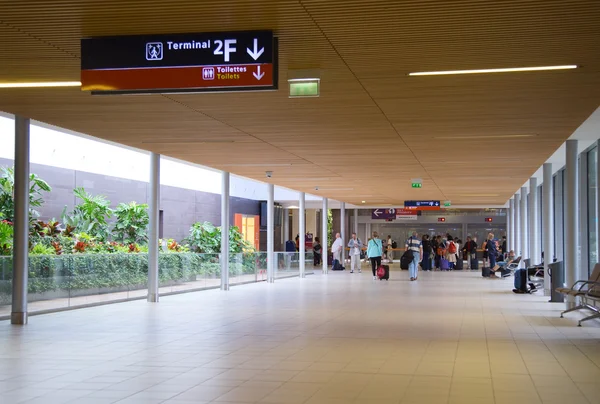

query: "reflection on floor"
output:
0 270 309 318
1 270 600 404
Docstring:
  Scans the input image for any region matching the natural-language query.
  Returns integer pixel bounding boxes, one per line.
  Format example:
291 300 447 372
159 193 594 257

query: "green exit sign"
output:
289 79 320 97
412 183 422 188
444 201 451 207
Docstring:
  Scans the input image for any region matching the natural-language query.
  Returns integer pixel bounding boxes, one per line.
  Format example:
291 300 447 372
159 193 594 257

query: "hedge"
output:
0 252 264 296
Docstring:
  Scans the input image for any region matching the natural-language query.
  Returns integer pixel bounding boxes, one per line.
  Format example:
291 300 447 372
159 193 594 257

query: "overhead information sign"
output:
81 30 278 94
404 200 441 211
371 208 397 220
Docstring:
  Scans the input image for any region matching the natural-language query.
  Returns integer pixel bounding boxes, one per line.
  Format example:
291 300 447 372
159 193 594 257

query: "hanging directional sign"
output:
81 30 278 94
371 208 397 220
404 200 441 211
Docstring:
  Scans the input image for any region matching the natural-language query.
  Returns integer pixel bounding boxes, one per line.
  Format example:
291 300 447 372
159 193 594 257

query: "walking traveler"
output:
348 233 363 273
463 236 478 269
486 233 499 272
405 232 423 281
331 233 344 270
367 232 383 280
421 234 432 271
446 236 458 270
313 237 322 266
386 235 394 261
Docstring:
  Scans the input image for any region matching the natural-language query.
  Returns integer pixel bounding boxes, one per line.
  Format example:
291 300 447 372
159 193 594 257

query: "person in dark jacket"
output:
421 234 432 271
313 237 322 266
463 236 478 269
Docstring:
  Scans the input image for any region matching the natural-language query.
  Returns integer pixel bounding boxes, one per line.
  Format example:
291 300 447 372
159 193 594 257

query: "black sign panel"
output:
81 30 277 94
404 200 441 208
82 31 273 69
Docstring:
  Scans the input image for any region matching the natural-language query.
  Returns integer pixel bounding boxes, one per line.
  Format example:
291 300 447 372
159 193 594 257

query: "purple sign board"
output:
371 208 397 220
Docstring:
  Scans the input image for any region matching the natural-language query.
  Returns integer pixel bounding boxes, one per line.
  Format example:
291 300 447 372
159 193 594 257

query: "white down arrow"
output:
253 66 265 80
246 38 264 60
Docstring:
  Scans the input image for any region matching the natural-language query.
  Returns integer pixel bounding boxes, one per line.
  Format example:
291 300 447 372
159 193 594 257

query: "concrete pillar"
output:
322 198 328 274
529 178 539 265
306 209 317 237
299 192 306 278
543 163 554 296
520 186 528 263
565 140 578 306
220 172 230 291
514 193 523 257
267 184 275 283
354 208 359 235
282 208 289 243
340 202 346 264
147 152 160 302
508 198 514 253
11 116 30 325
579 152 588 281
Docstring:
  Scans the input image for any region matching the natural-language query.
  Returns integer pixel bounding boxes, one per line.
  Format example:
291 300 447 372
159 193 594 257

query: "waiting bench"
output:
579 283 600 327
557 263 600 320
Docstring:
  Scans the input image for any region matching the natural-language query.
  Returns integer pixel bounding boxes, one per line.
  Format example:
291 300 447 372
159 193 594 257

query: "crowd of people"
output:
312 230 511 282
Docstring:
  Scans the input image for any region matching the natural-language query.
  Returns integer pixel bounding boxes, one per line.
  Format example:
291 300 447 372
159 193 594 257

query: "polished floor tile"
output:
1 270 600 404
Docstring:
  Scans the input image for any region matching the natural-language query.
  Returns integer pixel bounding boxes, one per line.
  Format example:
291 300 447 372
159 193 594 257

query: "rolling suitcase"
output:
400 252 412 270
513 268 527 293
377 265 390 280
440 258 449 271
470 258 479 270
455 257 464 270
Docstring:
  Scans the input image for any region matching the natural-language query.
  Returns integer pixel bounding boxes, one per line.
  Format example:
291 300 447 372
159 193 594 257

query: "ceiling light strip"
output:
0 81 82 88
409 65 577 76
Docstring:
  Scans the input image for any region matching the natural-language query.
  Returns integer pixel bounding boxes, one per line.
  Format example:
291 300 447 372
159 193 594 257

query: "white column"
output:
354 208 359 235
508 198 514 253
299 192 306 278
267 184 275 283
565 140 579 307
322 198 328 274
147 153 160 303
220 172 230 291
514 193 523 257
543 163 554 296
11 116 30 325
520 186 528 263
529 178 539 265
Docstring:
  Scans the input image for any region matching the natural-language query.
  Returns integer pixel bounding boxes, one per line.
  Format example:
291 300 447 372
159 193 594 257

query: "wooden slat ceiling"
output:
0 0 599 206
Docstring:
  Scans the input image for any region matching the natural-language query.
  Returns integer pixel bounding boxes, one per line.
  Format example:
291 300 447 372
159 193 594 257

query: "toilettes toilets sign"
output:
81 30 277 94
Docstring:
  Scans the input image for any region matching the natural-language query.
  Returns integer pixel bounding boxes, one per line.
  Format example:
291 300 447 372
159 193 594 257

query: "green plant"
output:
61 187 113 241
327 209 333 247
0 216 13 256
185 222 254 254
0 166 51 223
30 243 56 255
113 202 149 245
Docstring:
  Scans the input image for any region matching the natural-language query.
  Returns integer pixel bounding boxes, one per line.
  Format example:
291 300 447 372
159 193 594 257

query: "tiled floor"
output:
1 270 600 404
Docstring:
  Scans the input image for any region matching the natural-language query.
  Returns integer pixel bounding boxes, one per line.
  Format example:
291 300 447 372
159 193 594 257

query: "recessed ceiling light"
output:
433 134 537 140
0 81 82 88
408 65 577 76
361 201 366 204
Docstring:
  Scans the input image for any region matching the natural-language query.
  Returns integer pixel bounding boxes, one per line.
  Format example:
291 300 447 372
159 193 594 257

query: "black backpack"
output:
391 241 398 249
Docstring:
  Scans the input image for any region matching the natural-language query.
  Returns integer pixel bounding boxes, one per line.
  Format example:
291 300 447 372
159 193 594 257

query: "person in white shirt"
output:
331 233 344 270
347 233 363 273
